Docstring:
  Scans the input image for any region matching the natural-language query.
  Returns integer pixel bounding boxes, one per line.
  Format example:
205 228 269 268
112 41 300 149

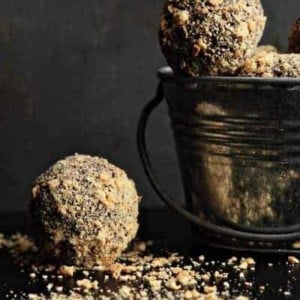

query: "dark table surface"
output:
0 209 299 299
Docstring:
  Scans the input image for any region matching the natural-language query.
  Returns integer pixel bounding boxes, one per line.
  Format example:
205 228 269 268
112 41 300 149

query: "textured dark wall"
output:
0 0 299 211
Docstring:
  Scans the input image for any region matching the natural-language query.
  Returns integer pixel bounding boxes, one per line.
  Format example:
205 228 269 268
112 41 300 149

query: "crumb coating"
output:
30 154 140 268
159 0 266 76
238 51 300 77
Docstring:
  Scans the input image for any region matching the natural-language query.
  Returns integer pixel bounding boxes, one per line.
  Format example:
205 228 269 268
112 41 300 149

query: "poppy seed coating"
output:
159 0 266 76
238 51 300 78
30 154 140 268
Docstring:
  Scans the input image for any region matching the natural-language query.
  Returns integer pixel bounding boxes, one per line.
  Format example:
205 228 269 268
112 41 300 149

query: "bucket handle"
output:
137 82 300 243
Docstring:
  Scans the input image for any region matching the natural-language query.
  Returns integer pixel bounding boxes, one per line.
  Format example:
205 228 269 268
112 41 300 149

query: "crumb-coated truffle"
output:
159 0 266 76
238 52 300 78
289 18 300 53
30 154 140 268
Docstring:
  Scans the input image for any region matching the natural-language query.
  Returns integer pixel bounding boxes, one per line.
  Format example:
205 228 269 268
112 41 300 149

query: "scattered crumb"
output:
76 279 99 291
236 296 249 300
292 241 300 249
47 283 54 292
165 279 181 291
58 265 76 277
288 256 300 265
0 236 297 299
118 285 132 298
259 285 265 293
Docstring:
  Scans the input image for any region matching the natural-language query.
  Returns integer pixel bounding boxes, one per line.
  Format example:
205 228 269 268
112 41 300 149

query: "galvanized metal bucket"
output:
137 66 300 254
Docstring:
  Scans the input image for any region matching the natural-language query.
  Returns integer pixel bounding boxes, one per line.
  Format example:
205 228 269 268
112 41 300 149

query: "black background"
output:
0 0 299 212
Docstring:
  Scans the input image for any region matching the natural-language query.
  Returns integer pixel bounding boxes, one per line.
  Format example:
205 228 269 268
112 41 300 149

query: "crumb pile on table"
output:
0 233 299 299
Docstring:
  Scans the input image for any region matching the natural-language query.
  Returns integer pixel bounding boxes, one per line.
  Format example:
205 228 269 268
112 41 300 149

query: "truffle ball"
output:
30 154 140 267
238 51 300 77
289 18 300 53
159 0 266 76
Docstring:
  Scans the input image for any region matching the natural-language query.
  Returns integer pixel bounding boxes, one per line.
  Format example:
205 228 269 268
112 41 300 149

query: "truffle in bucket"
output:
238 52 300 77
159 0 266 76
289 18 300 53
30 154 140 268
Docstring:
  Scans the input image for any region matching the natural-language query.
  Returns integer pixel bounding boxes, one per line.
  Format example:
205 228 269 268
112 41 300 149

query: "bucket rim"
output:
157 66 300 87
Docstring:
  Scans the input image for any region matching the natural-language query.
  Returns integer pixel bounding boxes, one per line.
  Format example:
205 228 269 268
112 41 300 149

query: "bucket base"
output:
192 227 300 255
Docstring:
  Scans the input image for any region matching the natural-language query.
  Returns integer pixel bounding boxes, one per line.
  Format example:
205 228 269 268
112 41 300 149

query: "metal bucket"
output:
137 66 300 254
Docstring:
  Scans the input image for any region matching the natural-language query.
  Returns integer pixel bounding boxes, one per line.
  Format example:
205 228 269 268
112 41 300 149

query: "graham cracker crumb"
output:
58 265 76 277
